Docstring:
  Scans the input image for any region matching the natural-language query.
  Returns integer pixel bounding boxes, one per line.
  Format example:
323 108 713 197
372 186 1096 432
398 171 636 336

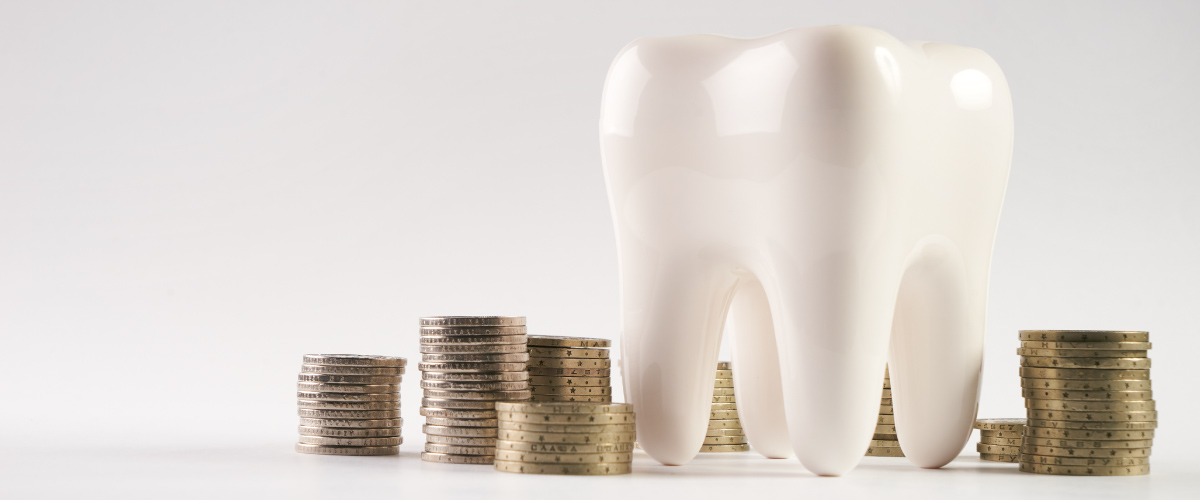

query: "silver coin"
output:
420 407 498 419
296 391 400 402
418 362 528 372
297 417 401 428
423 389 532 401
425 434 497 446
420 344 528 354
296 399 401 410
420 380 530 391
419 326 528 336
298 435 403 446
298 425 401 438
422 371 529 382
295 444 398 456
421 334 528 345
299 364 405 376
297 408 400 419
421 352 530 363
297 373 402 385
422 397 497 410
296 382 398 394
302 354 407 367
422 424 499 437
420 316 526 327
424 443 496 455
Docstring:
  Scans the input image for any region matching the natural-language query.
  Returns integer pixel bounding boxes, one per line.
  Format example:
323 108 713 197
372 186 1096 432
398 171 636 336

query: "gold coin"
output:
709 403 738 411
701 444 751 452
1021 389 1152 401
707 428 746 437
298 436 403 446
527 367 612 377
876 424 897 434
1017 462 1149 476
1020 445 1151 458
498 421 636 434
531 395 614 403
296 391 399 402
979 429 1023 439
529 385 611 396
714 379 734 388
425 435 496 446
297 425 401 438
708 420 743 430
496 402 633 414
295 444 398 456
709 410 739 419
497 429 637 443
421 424 498 437
879 398 892 406
711 396 737 404
882 379 890 389
979 453 1019 463
421 343 528 354
712 387 736 396
527 336 612 348
422 397 496 410
1018 454 1148 466
1026 419 1157 430
425 417 499 427
296 400 401 410
1015 348 1148 358
498 411 634 425
296 382 398 394
420 380 530 391
420 352 529 363
717 361 732 370
870 440 902 448
422 389 532 401
526 376 610 387
1025 400 1155 412
877 415 895 425
979 436 1022 446
494 440 635 453
880 389 892 398
493 449 632 463
1022 437 1153 448
493 460 631 475
974 418 1026 431
1019 357 1150 369
714 369 733 378
865 446 905 457
300 364 405 376
1020 341 1151 350
1023 427 1154 440
424 443 497 455
1018 367 1149 380
419 407 497 419
703 436 748 445
297 373 402 385
297 417 401 428
419 316 526 327
1018 330 1149 343
527 347 610 359
878 405 894 414
303 354 407 367
526 358 611 369
873 434 898 440
417 362 527 372
976 443 1020 455
420 334 528 345
420 452 494 464
297 408 400 419
1020 378 1151 391
1025 409 1156 422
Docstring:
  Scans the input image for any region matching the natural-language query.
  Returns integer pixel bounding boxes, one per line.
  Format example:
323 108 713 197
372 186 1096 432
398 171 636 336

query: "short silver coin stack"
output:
295 354 405 456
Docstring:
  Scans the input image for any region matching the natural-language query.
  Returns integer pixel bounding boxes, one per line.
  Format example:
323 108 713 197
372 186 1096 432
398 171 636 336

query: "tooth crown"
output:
601 26 1012 475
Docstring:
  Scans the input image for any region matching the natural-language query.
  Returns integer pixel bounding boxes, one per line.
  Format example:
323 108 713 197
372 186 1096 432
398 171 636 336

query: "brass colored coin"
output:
709 410 740 419
712 387 736 396
708 420 743 430
976 443 1020 455
979 429 1023 439
298 435 403 446
527 367 612 377
882 379 890 389
494 449 632 463
297 417 401 428
714 369 733 378
297 426 402 438
422 389 532 401
1018 367 1149 380
296 391 399 402
1018 454 1149 466
974 419 1026 431
297 400 401 411
878 405 894 414
1020 341 1151 350
421 352 529 363
1022 437 1153 449
498 421 636 434
295 443 398 456
1021 378 1152 391
425 417 499 427
1018 330 1149 343
493 460 631 475
709 403 738 411
1023 427 1154 440
420 407 498 419
297 408 400 419
495 440 635 453
297 373 401 385
1026 419 1157 430
714 379 734 388
979 453 1019 463
420 452 494 464
424 443 496 455
421 424 498 437
880 389 892 398
421 343 528 354
879 398 892 406
865 446 905 457
495 402 634 414
877 415 895 425
420 316 526 327
532 395 613 403
526 358 610 369
526 376 611 387
1020 445 1151 458
498 411 634 425
422 397 496 410
497 429 637 444
422 371 528 382
701 444 751 452
426 434 496 446
707 428 746 437
297 382 398 394
1021 389 1152 401
1019 357 1151 370
873 434 898 440
1016 348 1148 358
527 336 612 348
980 436 1023 446
1025 400 1155 412
300 364 405 376
876 424 897 434
870 440 902 448
1025 409 1157 422
529 385 611 396
717 361 732 370
420 334 528 345
528 347 610 359
420 380 530 391
303 354 407 367
711 396 737 404
703 435 749 445
418 362 527 372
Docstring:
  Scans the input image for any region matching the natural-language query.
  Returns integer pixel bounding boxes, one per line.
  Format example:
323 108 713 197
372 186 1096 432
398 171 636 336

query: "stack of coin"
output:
419 316 532 465
1017 330 1154 476
975 418 1025 463
493 402 635 475
295 354 405 456
866 365 903 457
526 336 612 403
701 361 749 452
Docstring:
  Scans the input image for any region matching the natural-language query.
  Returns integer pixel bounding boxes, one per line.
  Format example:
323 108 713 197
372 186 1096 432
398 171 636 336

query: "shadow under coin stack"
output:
494 402 635 475
702 361 749 452
295 354 405 456
866 366 903 457
419 316 531 465
527 339 612 402
1017 330 1155 476
974 418 1025 462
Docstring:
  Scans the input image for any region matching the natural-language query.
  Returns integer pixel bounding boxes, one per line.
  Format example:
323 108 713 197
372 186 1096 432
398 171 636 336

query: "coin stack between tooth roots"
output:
526 337 613 403
975 418 1025 462
702 361 749 452
866 366 903 457
419 316 531 465
494 402 635 475
1017 330 1155 476
296 354 405 456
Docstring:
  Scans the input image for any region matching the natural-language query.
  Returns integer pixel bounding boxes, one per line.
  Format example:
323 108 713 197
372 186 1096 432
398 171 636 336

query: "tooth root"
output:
889 236 985 468
728 276 793 459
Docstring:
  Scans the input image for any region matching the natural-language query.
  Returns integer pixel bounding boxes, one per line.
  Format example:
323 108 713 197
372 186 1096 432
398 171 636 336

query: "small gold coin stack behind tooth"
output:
866 365 903 457
493 402 635 476
525 336 613 403
701 361 749 452
1016 330 1154 476
974 418 1025 462
295 354 405 456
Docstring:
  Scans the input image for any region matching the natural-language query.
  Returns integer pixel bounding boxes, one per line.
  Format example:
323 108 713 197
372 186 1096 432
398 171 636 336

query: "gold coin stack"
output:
1017 330 1155 476
493 402 635 475
975 418 1025 462
418 316 532 465
866 366 903 457
526 337 612 403
295 354 405 456
701 361 749 452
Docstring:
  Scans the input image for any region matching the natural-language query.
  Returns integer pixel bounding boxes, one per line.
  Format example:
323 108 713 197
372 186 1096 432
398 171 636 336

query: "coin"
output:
701 444 751 452
422 424 499 437
498 411 634 425
420 407 498 419
497 429 637 443
979 429 1023 439
1019 357 1151 369
1025 400 1155 412
297 373 402 385
713 379 734 388
420 316 526 327
1020 341 1151 350
493 460 631 475
1019 454 1148 466
421 452 494 464
870 440 902 448
421 334 528 345
877 415 895 425
708 403 738 411
712 387 736 396
707 420 743 430
418 362 527 372
423 389 532 401
422 371 528 382
529 385 610 396
297 417 401 428
1021 389 1153 401
1019 445 1150 458
297 400 401 410
865 447 905 457
974 419 1025 431
880 389 892 398
709 410 740 420
878 405 894 415
303 354 407 367
419 326 528 336
300 364 405 376
1018 367 1149 380
421 352 530 363
703 436 749 445
297 426 402 438
424 416 499 427
1025 409 1157 422
425 435 497 446
1022 427 1154 440
1020 378 1152 391
494 440 635 453
526 358 610 369
873 433 898 440
979 436 1023 446
1026 419 1157 430
298 435 403 446
421 343 528 354
296 391 400 402
717 361 732 370
979 453 1019 462
532 395 613 402
1018 331 1149 343
494 450 633 463
526 376 611 387
1022 437 1153 448
1015 348 1148 358
879 398 892 406
422 397 497 410
496 402 634 414
297 382 398 394
876 424 897 434
527 347 610 359
976 443 1020 455
527 367 611 377
706 428 746 437
424 443 496 455
527 336 612 348
498 421 636 434
711 396 737 403
295 443 398 456
420 380 530 391
297 408 400 419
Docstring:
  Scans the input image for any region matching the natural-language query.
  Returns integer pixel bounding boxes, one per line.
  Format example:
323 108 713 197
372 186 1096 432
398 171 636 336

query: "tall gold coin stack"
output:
701 361 749 452
975 418 1025 462
526 337 613 403
866 366 903 457
295 354 405 456
493 402 635 475
418 316 532 465
1017 330 1155 476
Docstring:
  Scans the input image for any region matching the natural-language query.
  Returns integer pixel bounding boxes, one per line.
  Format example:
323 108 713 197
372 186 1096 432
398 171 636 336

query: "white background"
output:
1 0 1197 497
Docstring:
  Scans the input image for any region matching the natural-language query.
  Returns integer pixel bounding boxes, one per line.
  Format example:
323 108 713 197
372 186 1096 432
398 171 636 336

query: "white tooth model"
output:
600 26 1012 476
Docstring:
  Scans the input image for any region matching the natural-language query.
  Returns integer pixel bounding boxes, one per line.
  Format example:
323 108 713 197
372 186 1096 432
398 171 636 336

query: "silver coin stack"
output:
526 336 613 403
296 354 405 456
701 361 749 452
419 316 532 465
